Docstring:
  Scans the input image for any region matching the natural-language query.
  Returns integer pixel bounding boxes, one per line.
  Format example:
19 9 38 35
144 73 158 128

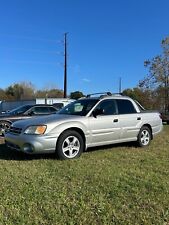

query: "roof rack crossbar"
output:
86 92 112 98
86 92 123 98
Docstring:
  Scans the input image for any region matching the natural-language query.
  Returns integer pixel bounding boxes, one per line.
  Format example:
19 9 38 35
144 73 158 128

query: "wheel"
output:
0 121 11 136
56 130 84 160
137 126 151 147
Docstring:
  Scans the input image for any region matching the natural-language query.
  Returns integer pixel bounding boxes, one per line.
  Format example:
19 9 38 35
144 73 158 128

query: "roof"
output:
84 92 129 100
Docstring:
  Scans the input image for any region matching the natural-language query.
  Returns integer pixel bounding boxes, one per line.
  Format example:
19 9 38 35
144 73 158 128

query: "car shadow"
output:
0 143 56 161
86 142 137 154
0 141 137 161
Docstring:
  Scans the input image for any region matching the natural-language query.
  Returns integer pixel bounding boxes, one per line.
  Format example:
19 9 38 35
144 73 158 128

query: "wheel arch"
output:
141 124 153 140
56 127 86 151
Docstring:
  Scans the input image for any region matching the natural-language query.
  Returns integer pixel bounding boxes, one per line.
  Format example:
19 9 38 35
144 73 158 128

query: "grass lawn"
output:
0 126 169 225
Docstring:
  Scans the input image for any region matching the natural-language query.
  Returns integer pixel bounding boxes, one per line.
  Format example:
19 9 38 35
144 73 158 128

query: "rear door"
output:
116 99 141 140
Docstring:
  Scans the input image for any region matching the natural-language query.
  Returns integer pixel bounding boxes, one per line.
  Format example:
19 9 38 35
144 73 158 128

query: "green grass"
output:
0 126 169 225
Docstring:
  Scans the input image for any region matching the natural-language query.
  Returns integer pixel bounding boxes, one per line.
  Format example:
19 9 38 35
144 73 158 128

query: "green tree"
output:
36 88 63 98
70 91 84 100
21 82 35 99
0 88 8 100
47 89 63 98
5 82 35 100
5 84 23 100
122 88 154 110
139 37 169 111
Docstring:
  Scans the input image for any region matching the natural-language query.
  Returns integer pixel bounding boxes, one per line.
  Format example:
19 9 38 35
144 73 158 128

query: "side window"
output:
32 107 50 114
116 99 136 114
95 99 117 115
53 103 64 110
48 107 57 113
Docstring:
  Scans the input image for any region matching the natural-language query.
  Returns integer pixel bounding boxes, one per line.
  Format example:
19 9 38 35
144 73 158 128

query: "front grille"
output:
9 126 22 135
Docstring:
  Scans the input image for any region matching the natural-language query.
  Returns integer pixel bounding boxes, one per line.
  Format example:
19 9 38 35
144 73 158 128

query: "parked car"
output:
5 92 163 159
161 111 169 124
0 104 57 136
52 99 75 110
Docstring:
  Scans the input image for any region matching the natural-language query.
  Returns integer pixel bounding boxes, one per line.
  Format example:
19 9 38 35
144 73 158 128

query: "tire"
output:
0 121 11 136
56 130 84 160
137 126 152 147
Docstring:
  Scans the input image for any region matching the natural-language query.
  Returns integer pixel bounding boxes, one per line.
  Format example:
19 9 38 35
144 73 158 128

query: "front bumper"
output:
5 132 58 154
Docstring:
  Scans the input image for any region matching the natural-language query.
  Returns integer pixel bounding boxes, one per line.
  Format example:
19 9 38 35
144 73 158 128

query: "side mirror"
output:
92 108 104 118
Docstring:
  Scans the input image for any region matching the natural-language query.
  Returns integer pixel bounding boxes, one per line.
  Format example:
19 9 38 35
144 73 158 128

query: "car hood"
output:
0 113 31 121
11 114 84 129
0 113 11 118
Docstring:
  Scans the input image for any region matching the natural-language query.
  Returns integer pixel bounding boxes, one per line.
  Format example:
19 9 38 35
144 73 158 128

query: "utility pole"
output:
167 75 169 112
64 33 68 98
165 74 169 113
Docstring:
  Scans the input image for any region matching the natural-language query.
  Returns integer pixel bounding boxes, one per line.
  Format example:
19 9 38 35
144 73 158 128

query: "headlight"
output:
24 125 47 135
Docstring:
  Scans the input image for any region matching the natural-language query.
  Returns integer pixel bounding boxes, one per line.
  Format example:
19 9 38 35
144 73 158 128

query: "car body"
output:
0 104 57 136
5 93 163 159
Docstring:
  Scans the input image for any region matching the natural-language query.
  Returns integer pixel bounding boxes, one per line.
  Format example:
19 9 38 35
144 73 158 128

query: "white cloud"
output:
82 78 91 83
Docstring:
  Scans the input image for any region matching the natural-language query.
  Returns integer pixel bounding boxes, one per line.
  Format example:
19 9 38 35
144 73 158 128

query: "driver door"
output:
89 99 121 146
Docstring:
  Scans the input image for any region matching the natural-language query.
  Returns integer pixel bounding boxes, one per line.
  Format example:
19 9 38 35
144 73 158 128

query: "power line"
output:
0 46 61 54
0 34 60 43
1 59 60 65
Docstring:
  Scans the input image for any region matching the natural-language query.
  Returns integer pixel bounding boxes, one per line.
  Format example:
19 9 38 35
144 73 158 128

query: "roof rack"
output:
86 92 112 98
86 92 123 98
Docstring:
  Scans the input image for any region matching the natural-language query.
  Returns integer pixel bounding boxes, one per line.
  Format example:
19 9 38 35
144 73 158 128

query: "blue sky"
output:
0 0 169 95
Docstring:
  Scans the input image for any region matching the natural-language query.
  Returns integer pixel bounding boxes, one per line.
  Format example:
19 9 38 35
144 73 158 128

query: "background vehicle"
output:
0 98 74 114
52 99 74 111
161 111 169 124
5 92 162 159
0 104 57 136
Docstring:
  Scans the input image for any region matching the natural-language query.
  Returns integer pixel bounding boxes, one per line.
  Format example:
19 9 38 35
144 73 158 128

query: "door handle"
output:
137 117 141 120
113 119 118 123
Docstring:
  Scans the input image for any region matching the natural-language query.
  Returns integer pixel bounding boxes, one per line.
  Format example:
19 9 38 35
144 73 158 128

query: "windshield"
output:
58 99 99 116
9 105 33 115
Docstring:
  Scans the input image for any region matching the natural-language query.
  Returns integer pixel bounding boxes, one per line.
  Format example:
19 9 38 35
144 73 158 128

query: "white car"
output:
5 92 163 160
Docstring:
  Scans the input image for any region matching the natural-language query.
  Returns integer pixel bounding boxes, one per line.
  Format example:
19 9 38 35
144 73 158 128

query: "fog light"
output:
23 144 34 153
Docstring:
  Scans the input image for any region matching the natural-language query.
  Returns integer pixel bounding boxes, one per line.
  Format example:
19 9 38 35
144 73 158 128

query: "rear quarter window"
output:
53 103 64 110
48 107 57 113
116 99 137 114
